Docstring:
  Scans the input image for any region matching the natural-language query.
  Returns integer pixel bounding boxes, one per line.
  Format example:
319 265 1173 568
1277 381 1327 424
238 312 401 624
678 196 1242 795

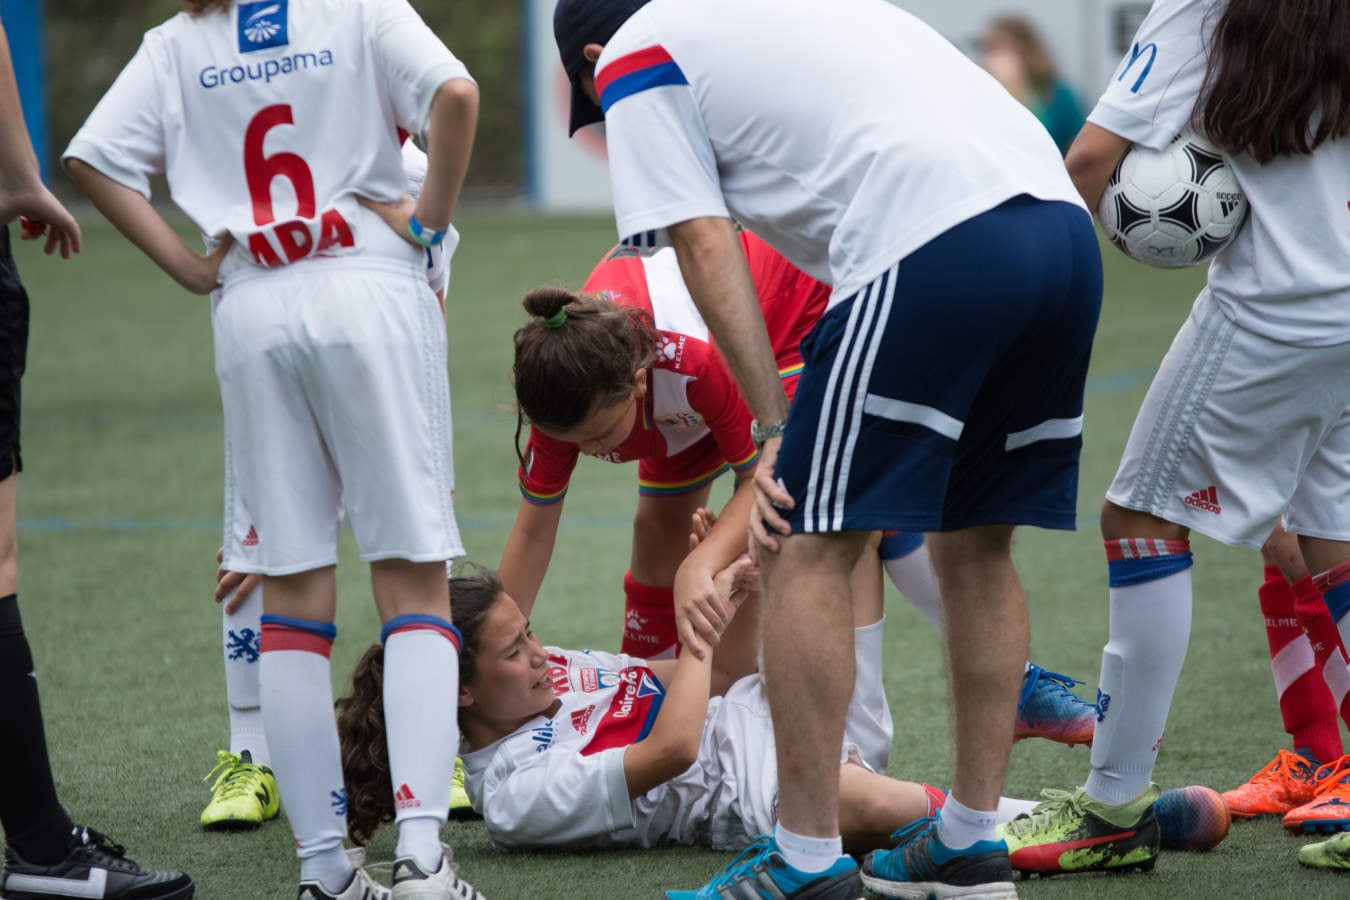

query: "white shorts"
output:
216 259 464 575
1108 289 1350 549
638 617 891 851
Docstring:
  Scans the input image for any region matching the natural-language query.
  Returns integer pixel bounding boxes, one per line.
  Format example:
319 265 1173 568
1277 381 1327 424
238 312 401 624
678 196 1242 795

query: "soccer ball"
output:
1096 129 1248 269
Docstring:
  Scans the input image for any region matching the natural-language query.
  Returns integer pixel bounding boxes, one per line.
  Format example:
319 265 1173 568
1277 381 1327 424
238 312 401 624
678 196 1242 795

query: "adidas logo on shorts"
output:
1183 485 1222 514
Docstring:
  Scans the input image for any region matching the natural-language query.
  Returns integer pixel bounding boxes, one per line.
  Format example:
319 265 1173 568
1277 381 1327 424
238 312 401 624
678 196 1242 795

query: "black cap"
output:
554 0 651 136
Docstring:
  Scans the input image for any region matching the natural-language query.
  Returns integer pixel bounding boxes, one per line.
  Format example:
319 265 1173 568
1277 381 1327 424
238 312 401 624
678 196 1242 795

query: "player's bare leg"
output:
762 530 870 843
928 526 1025 819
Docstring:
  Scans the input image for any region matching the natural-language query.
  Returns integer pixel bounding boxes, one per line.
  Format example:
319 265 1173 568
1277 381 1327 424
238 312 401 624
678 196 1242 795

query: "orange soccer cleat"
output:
1221 749 1321 819
1283 755 1350 834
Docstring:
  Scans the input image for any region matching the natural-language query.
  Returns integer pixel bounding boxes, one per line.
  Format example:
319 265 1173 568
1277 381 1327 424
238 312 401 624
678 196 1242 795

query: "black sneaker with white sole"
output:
1 826 193 900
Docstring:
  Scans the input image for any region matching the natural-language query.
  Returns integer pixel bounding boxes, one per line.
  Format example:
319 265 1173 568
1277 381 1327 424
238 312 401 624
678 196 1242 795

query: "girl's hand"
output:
8 183 82 259
357 194 420 248
214 546 259 614
181 236 234 295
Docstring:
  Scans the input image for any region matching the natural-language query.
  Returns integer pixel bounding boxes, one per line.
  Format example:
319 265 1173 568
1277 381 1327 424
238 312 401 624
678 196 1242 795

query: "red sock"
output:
1290 573 1349 760
621 571 678 658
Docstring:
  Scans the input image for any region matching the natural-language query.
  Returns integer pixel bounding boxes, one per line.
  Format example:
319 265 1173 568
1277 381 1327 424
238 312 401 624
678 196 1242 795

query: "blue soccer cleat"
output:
862 816 1015 899
666 836 860 900
1014 662 1096 746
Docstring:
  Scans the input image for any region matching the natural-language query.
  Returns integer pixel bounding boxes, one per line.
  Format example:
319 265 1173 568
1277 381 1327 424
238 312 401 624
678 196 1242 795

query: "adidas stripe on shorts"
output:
773 195 1102 535
1108 288 1350 549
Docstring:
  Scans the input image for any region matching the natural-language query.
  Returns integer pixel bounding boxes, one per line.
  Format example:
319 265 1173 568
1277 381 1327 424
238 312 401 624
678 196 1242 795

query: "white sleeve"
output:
62 36 167 197
600 72 728 241
480 746 635 849
1087 0 1217 149
368 0 476 140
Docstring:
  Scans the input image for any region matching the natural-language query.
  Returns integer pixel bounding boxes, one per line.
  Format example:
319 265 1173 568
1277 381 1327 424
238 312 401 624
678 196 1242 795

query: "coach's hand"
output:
215 546 260 614
749 437 792 558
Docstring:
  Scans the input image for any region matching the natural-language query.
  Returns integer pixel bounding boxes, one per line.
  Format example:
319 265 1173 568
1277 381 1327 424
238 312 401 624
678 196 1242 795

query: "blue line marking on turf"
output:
19 368 1155 535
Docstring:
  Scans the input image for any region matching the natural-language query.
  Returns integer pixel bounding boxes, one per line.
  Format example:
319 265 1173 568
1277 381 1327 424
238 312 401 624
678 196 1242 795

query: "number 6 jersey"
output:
63 0 474 279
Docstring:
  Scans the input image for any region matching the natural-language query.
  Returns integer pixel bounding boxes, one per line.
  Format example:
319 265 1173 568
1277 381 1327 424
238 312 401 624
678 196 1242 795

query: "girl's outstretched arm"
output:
623 556 752 797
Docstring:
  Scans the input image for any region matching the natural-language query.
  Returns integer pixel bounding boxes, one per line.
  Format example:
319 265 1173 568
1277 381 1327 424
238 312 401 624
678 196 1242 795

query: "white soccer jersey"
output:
1088 0 1350 347
459 620 892 852
63 0 473 280
595 0 1083 305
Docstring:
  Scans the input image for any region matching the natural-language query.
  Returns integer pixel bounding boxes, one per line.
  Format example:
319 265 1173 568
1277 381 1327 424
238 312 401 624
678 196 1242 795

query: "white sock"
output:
223 584 269 764
300 846 355 894
385 623 459 871
1086 569 1192 805
882 542 943 632
774 823 843 874
260 622 348 878
936 796 997 849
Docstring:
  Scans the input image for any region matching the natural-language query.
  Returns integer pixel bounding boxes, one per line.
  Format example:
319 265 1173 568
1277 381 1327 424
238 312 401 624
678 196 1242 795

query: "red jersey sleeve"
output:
518 425 581 506
740 230 830 372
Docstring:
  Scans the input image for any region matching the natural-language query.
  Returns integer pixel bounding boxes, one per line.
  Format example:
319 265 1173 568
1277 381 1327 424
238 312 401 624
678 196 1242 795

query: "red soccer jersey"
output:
518 231 828 504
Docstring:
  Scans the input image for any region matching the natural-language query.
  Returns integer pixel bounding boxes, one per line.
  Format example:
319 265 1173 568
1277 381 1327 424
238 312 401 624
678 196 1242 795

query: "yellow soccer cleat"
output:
200 749 280 830
449 756 479 821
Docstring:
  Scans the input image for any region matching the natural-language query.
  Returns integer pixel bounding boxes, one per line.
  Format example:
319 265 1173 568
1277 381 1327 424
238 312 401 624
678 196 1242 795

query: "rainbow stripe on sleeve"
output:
519 483 568 506
596 46 689 113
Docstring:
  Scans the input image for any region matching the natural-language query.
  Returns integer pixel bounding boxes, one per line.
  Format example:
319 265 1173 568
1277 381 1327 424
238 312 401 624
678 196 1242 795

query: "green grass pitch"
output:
6 212 1347 898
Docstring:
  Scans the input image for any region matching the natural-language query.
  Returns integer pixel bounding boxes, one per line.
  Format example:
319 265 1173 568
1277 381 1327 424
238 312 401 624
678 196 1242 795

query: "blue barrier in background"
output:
1 0 48 182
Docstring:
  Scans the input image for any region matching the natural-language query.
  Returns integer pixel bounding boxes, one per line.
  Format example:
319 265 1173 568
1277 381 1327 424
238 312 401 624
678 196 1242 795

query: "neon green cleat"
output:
449 756 479 820
200 749 280 830
1299 830 1350 870
998 784 1161 875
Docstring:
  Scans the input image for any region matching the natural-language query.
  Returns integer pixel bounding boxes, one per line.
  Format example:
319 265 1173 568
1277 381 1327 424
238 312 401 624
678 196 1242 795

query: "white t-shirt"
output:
64 0 473 283
1088 0 1350 347
596 0 1083 305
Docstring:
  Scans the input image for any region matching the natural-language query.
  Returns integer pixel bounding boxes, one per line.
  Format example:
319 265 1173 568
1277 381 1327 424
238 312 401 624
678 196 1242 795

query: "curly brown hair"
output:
512 278 658 465
1200 0 1350 163
181 0 232 14
336 570 504 845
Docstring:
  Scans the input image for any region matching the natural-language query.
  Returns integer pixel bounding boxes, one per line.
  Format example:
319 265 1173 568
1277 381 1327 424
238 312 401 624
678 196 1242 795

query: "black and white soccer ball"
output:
1097 129 1248 269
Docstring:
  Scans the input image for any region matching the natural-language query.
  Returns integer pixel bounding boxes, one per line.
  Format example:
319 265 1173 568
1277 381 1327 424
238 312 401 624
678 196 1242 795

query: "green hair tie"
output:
544 308 568 329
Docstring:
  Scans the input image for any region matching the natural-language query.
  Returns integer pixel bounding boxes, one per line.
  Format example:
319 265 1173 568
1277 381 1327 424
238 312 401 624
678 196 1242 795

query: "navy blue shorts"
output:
776 195 1101 534
0 227 28 480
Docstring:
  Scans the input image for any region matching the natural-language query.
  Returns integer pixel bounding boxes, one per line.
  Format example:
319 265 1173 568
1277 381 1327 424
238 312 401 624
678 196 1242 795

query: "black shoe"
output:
2 826 194 899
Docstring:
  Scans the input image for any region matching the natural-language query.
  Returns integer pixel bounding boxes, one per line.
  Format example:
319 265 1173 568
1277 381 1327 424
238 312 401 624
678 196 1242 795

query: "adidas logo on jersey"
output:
242 524 260 547
1183 485 1222 514
571 706 594 736
394 784 421 811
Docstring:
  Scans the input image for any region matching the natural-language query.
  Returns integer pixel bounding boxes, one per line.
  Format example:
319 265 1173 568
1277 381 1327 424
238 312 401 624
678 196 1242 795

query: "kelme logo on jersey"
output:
238 0 289 53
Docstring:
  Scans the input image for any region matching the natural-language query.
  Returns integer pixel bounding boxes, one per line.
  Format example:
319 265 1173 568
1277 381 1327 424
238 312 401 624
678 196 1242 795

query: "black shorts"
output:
0 226 29 480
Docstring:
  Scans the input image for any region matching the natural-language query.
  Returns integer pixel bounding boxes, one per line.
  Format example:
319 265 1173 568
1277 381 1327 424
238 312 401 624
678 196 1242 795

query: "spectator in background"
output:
980 14 1084 155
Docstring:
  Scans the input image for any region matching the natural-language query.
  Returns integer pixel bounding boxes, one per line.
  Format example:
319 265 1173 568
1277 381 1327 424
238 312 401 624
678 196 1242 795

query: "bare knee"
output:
1099 500 1187 542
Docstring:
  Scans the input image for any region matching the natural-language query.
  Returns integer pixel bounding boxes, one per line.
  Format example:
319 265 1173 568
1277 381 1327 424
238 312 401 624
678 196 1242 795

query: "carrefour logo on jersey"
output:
238 0 289 52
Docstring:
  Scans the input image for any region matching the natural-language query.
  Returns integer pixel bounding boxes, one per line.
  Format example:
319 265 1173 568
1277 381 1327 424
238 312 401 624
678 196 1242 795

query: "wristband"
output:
407 213 448 248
